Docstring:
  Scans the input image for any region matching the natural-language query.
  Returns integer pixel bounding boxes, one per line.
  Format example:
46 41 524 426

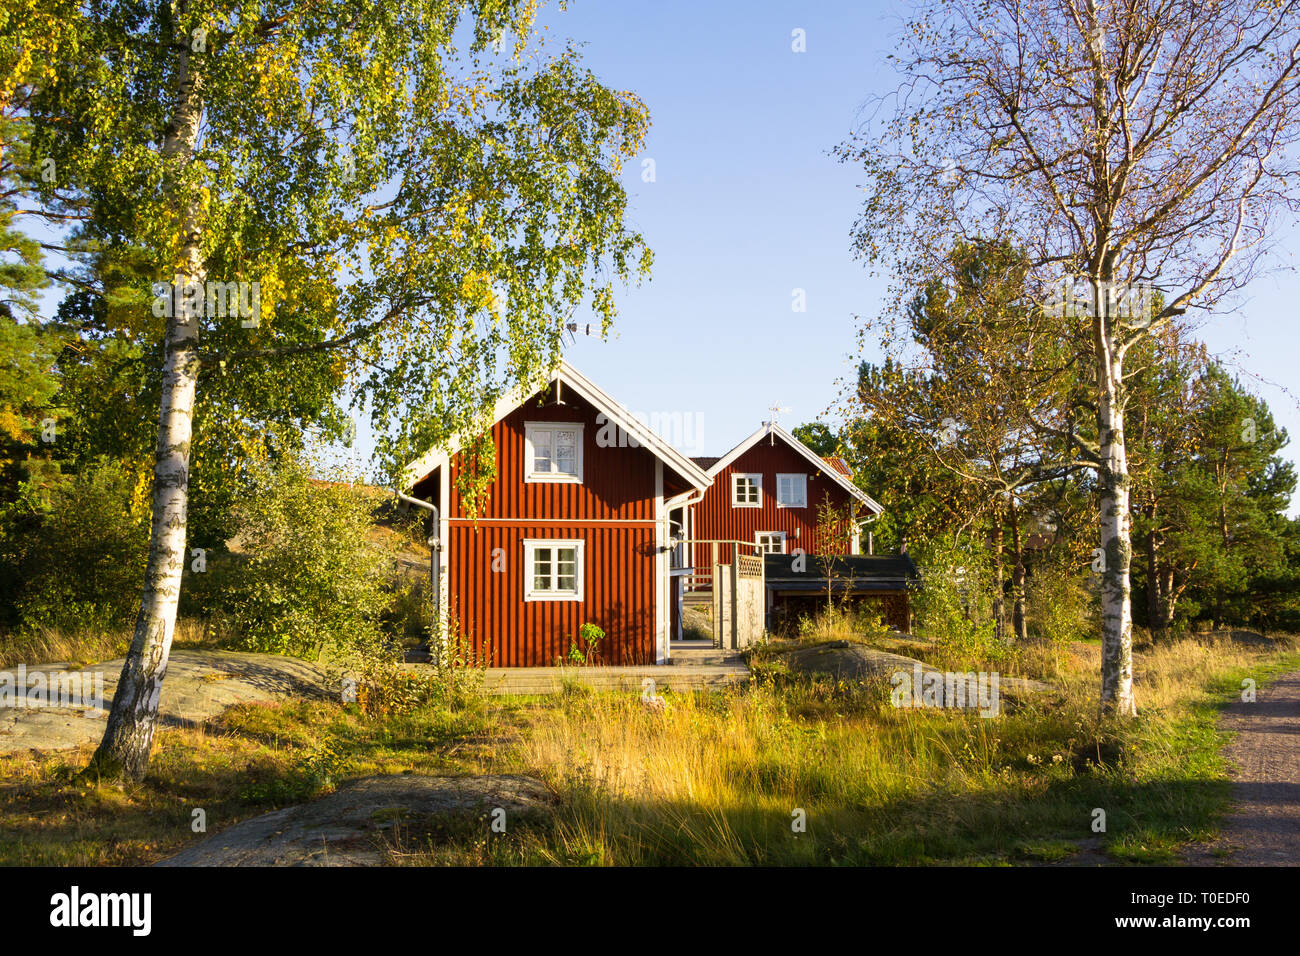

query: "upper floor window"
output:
732 473 761 507
776 473 807 508
525 422 583 483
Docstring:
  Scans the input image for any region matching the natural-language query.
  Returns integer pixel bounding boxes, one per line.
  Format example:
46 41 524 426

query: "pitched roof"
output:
690 456 721 471
705 422 883 514
402 360 712 492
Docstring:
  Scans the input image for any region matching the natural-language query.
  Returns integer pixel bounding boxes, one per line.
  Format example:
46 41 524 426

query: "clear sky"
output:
523 0 1300 495
539 0 903 460
35 0 1299 504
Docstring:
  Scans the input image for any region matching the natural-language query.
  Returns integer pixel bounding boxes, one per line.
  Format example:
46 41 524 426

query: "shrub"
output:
560 622 606 666
216 456 390 661
1026 561 1096 646
792 605 892 644
911 534 1010 668
0 458 150 636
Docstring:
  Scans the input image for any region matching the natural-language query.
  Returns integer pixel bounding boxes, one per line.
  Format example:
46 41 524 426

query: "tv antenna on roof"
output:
565 321 600 343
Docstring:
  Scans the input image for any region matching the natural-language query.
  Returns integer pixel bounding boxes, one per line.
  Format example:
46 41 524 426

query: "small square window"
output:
524 539 584 601
776 473 807 508
732 473 762 507
755 532 786 554
526 422 583 483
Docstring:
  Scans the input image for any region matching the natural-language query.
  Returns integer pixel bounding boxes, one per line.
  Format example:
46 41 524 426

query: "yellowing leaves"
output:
458 270 496 313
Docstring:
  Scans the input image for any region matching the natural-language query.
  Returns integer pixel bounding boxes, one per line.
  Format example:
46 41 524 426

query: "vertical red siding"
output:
448 523 656 666
448 390 655 522
444 384 666 667
692 438 858 569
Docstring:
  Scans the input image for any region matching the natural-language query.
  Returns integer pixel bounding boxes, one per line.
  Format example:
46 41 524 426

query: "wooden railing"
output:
677 539 764 592
736 553 764 580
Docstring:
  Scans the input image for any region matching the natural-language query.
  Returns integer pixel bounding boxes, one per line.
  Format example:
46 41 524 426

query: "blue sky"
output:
33 0 1299 503
532 0 1300 485
541 0 901 460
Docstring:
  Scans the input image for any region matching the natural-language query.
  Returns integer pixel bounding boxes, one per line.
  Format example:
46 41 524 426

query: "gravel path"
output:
1188 669 1300 866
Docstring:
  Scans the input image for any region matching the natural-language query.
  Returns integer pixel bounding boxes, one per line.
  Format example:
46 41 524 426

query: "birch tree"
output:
843 0 1300 714
16 0 649 778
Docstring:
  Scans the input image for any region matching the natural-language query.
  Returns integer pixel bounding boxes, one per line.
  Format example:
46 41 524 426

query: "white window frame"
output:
775 473 808 509
755 531 787 554
524 422 584 484
523 538 585 602
731 473 762 508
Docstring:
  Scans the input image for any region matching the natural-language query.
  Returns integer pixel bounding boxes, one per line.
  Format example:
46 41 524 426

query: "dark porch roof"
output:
763 553 919 593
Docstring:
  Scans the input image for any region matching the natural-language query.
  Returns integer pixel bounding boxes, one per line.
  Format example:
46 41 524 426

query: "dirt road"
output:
1189 670 1300 866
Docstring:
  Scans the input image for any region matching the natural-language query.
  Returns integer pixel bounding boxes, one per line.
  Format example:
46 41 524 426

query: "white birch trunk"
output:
1095 280 1137 716
88 25 204 778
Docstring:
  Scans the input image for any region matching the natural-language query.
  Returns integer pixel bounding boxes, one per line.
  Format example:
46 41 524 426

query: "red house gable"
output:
404 363 709 667
689 423 882 567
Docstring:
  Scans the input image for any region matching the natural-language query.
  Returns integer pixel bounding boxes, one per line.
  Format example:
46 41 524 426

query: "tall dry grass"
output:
0 617 212 668
472 633 1299 865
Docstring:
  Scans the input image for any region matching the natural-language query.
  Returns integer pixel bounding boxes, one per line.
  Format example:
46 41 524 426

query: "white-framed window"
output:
775 473 807 508
731 473 762 507
755 531 787 554
525 422 583 483
523 539 584 601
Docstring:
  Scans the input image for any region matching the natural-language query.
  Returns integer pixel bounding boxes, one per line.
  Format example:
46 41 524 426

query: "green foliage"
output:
1128 343 1299 632
563 622 606 666
911 534 1010 667
791 422 837 457
19 2 651 486
0 458 150 634
1025 558 1097 647
212 456 389 660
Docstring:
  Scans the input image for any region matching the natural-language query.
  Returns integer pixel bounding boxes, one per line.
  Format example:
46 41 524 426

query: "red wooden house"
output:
676 423 916 633
684 421 883 567
402 361 711 667
401 363 909 665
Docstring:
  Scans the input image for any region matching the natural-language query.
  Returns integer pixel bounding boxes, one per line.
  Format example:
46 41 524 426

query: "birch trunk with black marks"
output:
1007 493 1028 644
87 28 204 780
992 513 1006 642
1095 279 1136 715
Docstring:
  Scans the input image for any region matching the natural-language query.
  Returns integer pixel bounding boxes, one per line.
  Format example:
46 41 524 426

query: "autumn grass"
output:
396 631 1299 866
0 697 499 866
0 631 1294 866
0 617 216 669
0 626 130 670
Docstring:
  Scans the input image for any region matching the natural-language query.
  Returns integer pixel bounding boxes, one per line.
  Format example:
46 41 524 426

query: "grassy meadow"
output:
1 623 1294 867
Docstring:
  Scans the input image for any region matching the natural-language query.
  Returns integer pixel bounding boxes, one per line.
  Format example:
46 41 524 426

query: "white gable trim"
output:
402 360 712 493
705 422 883 514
